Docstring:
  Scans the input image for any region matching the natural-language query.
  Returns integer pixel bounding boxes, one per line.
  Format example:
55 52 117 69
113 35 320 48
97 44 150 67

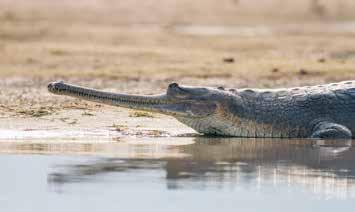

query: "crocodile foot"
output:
311 121 352 139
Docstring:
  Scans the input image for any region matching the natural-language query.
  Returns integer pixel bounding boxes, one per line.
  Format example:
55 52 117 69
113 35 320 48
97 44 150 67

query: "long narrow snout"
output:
48 81 170 112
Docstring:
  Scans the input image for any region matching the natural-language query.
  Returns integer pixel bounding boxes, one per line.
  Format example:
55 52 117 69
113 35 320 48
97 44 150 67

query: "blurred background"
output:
1 0 355 117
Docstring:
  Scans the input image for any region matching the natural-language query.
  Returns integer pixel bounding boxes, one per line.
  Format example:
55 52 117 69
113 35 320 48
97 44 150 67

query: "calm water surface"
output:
1 137 355 212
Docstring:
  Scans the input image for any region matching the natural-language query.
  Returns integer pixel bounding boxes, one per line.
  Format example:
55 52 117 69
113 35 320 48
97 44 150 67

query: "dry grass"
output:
0 1 355 84
81 111 95 116
110 123 129 132
129 111 155 118
16 107 55 118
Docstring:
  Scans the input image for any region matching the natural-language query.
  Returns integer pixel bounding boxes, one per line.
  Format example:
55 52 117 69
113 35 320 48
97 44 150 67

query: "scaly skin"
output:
48 81 355 139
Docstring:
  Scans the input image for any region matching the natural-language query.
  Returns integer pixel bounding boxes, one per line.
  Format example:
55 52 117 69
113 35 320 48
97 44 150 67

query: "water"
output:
1 137 355 212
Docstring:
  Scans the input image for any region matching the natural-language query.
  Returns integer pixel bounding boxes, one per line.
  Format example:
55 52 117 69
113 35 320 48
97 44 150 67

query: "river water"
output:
0 137 355 212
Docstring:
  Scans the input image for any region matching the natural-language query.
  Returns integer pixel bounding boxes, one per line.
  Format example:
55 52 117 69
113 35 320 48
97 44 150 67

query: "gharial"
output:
48 81 355 139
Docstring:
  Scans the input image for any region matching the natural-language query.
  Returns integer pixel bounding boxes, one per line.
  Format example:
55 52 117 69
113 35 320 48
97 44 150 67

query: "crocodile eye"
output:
217 86 225 90
169 83 179 88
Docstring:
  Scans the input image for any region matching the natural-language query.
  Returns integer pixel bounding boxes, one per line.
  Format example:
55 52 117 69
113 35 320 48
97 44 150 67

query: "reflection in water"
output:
44 137 355 199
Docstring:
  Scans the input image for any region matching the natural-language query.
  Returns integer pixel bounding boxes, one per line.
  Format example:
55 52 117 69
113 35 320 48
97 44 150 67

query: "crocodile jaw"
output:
47 81 212 117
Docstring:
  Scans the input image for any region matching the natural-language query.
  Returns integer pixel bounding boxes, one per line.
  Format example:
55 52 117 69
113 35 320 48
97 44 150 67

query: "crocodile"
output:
47 81 355 139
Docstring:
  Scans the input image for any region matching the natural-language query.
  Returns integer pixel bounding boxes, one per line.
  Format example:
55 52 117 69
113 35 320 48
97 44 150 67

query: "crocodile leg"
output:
310 121 352 139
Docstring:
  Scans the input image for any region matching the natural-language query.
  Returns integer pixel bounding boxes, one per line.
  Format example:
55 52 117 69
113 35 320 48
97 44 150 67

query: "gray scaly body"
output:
48 81 355 139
